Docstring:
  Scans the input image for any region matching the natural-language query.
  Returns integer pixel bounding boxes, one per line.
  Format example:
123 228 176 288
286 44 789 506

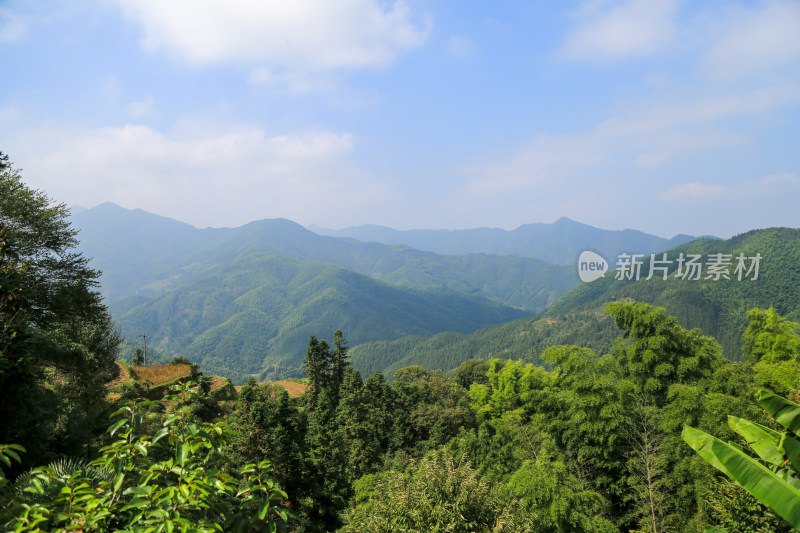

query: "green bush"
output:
0 382 292 531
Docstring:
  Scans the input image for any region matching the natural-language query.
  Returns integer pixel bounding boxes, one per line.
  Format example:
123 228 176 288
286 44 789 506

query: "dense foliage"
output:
0 153 121 470
114 252 529 383
352 228 800 378
229 304 798 532
547 229 800 357
4 159 800 531
4 300 800 530
0 382 291 532
683 389 800 529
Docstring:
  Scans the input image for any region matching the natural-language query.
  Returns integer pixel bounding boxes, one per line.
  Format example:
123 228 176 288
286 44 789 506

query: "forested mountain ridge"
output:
349 308 620 378
72 203 597 382
113 252 528 382
546 227 800 355
350 227 800 376
71 202 575 313
310 217 704 264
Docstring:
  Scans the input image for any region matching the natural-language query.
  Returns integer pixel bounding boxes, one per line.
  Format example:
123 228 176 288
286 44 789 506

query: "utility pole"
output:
140 333 149 366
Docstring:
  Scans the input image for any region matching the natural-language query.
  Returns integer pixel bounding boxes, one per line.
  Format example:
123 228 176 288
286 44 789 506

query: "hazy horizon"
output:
2 1 798 238
74 200 732 241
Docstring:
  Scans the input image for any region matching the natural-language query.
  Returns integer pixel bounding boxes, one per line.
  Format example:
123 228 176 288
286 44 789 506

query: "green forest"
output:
3 154 800 532
350 226 800 379
70 201 580 383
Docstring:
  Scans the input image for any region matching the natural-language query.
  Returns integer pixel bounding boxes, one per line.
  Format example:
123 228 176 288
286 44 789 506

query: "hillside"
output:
350 308 619 378
72 203 575 313
310 217 703 265
73 203 753 383
546 227 800 356
70 202 230 302
113 252 529 382
351 227 800 376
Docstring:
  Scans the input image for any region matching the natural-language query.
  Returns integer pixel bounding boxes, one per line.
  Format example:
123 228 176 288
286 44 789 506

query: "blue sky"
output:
1 0 798 238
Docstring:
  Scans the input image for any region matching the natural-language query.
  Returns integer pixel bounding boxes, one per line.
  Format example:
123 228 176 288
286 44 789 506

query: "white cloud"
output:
703 0 800 79
661 182 725 200
559 0 677 61
113 0 431 71
0 115 393 228
759 172 800 187
0 7 27 43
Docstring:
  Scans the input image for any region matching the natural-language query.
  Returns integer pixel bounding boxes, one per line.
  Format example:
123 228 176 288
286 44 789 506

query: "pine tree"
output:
229 378 305 500
304 389 350 530
301 331 353 530
337 370 398 478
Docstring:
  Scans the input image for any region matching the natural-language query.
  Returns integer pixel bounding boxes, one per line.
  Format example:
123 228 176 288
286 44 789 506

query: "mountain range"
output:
70 203 718 382
310 219 704 265
350 227 800 377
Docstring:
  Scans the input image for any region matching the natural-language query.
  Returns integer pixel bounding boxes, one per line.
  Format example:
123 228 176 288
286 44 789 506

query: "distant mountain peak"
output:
553 216 578 224
92 201 126 210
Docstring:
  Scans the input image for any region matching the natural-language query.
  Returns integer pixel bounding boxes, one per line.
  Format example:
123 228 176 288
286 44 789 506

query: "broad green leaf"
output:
152 428 168 444
170 466 188 477
109 407 129 418
113 472 125 493
109 419 126 437
120 497 150 511
780 431 800 473
258 499 270 520
758 389 800 435
683 425 800 528
3 448 20 462
728 416 784 466
177 443 190 465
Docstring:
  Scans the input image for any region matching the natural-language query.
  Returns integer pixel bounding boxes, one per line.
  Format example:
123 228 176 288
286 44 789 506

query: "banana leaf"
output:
758 390 800 434
682 425 800 528
728 416 784 467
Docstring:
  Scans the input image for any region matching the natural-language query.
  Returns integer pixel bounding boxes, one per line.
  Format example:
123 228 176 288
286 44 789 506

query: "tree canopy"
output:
0 152 120 467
